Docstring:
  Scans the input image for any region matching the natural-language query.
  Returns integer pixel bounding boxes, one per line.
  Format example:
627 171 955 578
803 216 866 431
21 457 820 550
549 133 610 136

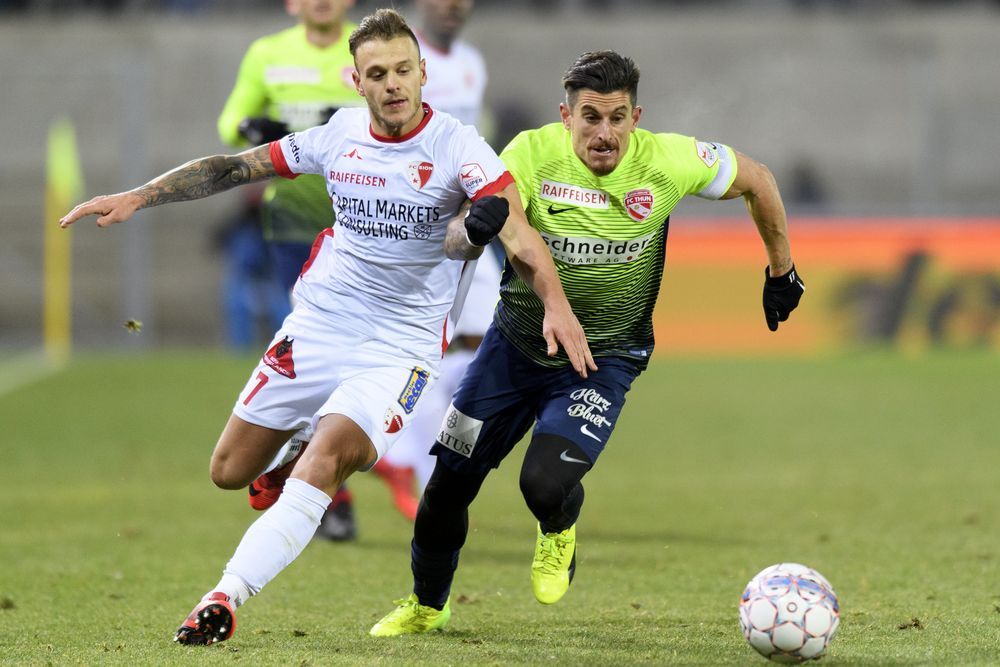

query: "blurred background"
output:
0 0 997 361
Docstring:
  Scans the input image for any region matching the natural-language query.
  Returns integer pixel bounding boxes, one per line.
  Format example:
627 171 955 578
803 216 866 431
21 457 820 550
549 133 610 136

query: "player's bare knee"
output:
209 452 253 490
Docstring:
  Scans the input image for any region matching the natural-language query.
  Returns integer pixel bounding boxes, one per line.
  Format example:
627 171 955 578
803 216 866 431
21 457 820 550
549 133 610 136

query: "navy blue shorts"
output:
431 325 642 474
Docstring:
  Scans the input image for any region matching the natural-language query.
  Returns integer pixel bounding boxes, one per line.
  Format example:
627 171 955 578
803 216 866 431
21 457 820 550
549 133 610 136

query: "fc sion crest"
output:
407 161 434 190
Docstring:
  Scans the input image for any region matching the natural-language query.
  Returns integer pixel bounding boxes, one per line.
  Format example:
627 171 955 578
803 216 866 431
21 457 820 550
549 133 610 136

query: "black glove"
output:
238 117 290 145
763 264 805 331
464 196 509 246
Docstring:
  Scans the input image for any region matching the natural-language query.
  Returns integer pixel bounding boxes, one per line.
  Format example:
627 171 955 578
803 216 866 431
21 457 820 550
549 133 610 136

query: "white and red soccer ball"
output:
738 563 840 663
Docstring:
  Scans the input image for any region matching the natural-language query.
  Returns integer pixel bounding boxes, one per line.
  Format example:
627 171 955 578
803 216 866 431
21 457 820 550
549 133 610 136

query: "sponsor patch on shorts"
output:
437 403 482 458
263 336 296 379
397 367 430 414
384 408 404 434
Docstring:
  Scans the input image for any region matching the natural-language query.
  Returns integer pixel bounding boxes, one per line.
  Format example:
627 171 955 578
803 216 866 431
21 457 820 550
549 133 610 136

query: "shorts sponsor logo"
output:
624 188 654 222
384 408 404 434
539 180 609 209
437 403 482 458
408 161 434 190
696 140 720 168
263 336 296 379
566 388 612 429
397 367 430 414
538 229 657 265
460 163 487 194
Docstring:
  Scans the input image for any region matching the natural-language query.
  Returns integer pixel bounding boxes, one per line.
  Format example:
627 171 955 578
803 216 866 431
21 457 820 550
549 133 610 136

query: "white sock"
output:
210 478 331 607
262 427 312 475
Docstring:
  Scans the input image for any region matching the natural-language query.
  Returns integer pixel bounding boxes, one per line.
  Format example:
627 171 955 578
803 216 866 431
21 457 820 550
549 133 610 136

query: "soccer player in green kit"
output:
371 50 806 636
218 0 360 296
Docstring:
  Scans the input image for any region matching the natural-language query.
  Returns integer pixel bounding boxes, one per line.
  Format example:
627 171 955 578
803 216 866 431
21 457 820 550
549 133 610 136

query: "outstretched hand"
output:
762 264 805 331
60 192 144 229
542 304 598 378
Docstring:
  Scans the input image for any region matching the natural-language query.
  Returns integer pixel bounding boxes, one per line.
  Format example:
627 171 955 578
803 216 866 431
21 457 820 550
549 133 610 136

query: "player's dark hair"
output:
562 50 640 107
349 8 420 57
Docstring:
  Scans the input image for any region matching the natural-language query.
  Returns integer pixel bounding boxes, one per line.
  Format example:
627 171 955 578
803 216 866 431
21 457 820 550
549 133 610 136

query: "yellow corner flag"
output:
44 118 85 365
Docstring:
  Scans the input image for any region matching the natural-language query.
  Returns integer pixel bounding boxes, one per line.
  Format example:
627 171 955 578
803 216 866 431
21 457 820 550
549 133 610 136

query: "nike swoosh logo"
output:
547 204 574 215
578 424 603 443
560 448 590 464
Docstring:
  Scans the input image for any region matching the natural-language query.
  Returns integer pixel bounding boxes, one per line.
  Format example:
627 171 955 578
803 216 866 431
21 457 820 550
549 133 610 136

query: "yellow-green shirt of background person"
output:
498 123 738 368
218 23 361 244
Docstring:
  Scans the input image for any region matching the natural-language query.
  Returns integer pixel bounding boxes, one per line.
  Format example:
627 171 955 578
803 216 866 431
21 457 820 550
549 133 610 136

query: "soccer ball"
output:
738 563 840 663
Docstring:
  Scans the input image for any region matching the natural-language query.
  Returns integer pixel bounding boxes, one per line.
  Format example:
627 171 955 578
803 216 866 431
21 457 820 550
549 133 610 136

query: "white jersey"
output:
270 104 512 366
416 32 487 128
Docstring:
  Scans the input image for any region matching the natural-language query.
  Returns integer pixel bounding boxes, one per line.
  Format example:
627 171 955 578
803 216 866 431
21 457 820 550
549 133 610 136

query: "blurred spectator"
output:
217 0 362 318
211 185 287 350
375 0 505 505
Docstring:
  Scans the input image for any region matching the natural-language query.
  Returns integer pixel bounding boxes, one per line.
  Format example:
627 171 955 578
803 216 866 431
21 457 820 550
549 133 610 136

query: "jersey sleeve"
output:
660 134 738 200
451 124 513 200
271 123 328 179
217 39 269 147
498 131 534 213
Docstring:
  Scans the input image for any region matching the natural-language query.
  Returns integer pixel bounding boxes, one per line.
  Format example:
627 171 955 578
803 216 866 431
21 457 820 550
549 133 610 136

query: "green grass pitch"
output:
1 350 998 664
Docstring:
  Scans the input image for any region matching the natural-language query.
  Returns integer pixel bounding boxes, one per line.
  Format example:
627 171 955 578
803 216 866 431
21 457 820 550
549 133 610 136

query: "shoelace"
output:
535 534 569 574
389 598 439 628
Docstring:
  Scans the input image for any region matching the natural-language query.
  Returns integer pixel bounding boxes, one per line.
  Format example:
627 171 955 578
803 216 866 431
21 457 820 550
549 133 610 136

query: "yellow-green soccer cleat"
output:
369 594 451 637
531 523 577 604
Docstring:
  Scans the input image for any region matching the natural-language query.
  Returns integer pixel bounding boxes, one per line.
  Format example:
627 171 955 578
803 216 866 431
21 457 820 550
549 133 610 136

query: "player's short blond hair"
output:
349 8 420 57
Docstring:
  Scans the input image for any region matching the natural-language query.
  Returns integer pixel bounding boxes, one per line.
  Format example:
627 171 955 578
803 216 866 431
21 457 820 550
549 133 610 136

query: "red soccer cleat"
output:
247 441 308 511
173 592 235 646
372 459 419 521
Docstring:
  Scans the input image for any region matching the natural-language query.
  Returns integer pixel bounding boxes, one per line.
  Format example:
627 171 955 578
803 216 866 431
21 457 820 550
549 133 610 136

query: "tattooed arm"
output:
59 144 275 228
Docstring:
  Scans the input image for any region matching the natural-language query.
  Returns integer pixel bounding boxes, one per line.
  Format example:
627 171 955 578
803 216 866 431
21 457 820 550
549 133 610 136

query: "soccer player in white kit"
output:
59 9 595 646
376 0 497 508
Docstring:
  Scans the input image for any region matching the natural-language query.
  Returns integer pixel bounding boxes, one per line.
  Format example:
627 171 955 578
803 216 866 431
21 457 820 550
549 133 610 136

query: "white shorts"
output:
232 304 438 462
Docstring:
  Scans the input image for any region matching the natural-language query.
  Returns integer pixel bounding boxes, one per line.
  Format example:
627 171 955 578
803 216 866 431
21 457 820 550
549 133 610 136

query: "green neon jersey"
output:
218 23 361 243
497 123 738 368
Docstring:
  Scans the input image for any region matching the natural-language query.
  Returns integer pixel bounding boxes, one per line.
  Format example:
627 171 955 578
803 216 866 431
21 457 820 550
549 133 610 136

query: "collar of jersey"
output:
565 125 638 182
370 103 434 143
